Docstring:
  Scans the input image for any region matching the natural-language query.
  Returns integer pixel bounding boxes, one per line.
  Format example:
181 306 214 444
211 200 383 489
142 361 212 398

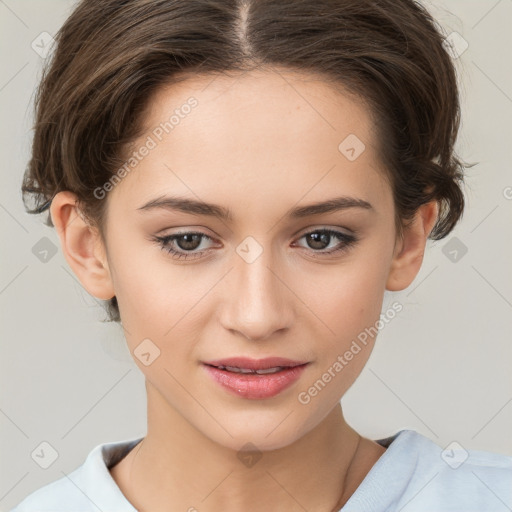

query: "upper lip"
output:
203 357 309 370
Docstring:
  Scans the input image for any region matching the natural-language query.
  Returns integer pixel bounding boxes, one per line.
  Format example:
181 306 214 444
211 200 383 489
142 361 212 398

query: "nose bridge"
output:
221 239 292 340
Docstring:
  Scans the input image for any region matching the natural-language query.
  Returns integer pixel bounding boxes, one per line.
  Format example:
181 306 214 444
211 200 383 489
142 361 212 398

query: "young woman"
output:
12 0 511 511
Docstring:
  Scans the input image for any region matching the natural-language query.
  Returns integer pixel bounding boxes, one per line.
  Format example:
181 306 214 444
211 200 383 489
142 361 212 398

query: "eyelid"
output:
152 225 358 261
156 225 354 244
294 224 355 238
152 230 218 260
291 228 357 252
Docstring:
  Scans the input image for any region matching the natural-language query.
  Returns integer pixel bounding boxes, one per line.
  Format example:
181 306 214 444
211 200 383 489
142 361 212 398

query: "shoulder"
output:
344 429 512 512
9 473 92 512
387 430 512 511
407 431 511 506
9 437 143 512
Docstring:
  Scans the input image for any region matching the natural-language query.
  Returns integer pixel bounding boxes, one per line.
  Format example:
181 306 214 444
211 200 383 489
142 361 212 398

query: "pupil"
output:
178 234 201 250
308 232 329 250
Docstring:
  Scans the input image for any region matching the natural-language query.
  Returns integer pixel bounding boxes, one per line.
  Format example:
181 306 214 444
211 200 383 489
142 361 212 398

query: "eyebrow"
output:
136 195 374 221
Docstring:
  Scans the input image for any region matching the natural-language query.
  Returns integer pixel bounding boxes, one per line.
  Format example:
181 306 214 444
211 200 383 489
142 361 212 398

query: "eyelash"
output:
152 229 358 261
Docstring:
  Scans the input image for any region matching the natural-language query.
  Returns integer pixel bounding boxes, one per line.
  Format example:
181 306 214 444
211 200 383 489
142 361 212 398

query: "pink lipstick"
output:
202 357 310 400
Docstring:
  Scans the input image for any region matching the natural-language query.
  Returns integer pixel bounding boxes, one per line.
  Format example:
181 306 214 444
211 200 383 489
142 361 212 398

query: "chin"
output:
214 429 301 454
198 409 312 453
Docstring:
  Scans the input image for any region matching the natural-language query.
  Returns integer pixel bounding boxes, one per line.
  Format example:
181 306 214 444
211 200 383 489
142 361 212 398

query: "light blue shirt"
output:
10 429 512 511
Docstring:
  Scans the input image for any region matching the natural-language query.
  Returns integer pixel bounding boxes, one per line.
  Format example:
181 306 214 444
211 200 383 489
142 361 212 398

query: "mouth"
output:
205 364 299 375
202 356 309 372
201 357 310 399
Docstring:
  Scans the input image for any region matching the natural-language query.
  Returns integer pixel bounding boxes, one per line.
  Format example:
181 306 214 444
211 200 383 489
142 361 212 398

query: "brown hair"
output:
22 0 472 323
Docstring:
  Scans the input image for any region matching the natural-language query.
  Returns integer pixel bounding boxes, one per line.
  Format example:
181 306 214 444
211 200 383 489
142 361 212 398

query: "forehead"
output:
144 67 374 140
108 67 387 213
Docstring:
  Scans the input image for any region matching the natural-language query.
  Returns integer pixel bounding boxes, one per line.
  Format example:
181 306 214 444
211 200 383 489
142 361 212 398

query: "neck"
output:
119 382 367 512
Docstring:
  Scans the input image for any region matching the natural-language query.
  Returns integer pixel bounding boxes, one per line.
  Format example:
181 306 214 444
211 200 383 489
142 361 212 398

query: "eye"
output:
152 228 358 261
152 232 216 260
293 228 358 255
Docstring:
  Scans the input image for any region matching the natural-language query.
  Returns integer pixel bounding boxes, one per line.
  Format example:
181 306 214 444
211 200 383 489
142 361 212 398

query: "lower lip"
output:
202 363 309 400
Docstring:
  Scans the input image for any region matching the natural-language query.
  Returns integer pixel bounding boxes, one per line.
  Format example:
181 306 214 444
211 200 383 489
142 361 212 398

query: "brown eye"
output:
294 229 358 255
173 233 202 251
153 232 215 260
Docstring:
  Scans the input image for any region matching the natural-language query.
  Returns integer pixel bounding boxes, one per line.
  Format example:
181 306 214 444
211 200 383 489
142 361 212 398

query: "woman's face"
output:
101 68 400 451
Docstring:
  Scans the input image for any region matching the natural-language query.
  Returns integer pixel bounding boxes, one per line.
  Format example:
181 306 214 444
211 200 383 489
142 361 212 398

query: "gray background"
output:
1 0 511 509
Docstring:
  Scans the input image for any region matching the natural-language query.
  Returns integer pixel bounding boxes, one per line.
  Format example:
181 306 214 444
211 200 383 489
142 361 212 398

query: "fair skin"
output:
50 67 437 511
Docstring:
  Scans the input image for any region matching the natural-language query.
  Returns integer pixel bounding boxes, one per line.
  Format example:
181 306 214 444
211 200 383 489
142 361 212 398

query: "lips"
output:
203 356 309 371
214 365 287 375
201 357 310 399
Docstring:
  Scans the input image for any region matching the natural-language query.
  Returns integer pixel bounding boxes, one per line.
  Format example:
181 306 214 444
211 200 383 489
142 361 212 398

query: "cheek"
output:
293 261 389 419
300 252 391 339
109 242 218 359
110 227 393 360
295 241 393 384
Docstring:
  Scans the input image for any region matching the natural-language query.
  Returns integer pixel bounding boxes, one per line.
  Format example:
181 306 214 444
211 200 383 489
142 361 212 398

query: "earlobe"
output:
385 200 439 292
50 191 115 300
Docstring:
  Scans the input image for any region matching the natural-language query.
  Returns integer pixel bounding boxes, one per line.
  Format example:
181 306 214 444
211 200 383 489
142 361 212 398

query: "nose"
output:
219 246 294 341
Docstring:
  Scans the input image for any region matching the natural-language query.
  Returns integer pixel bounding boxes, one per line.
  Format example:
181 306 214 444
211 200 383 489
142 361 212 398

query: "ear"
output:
50 191 115 300
386 200 439 291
